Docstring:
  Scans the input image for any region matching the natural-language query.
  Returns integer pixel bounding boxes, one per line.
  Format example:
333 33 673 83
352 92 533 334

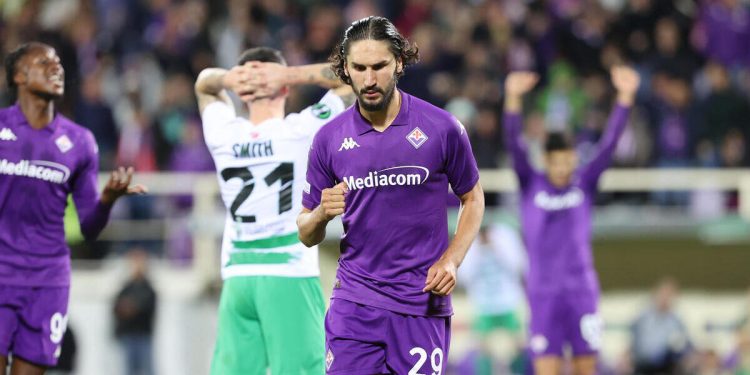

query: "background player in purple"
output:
503 66 640 375
0 42 145 375
297 16 484 375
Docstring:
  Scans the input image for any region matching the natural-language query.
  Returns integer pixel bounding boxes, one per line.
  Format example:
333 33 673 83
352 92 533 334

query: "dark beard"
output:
357 78 397 112
30 89 63 101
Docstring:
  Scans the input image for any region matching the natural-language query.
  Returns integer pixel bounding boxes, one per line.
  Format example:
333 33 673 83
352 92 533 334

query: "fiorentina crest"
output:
326 349 334 370
406 127 428 149
55 135 74 153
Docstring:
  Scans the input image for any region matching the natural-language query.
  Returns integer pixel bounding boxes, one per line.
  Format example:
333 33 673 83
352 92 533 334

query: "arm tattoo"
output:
340 92 356 107
321 67 337 82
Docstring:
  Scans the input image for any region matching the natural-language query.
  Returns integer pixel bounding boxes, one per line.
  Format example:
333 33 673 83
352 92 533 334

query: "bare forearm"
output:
297 208 330 247
195 68 228 95
616 90 635 107
504 94 523 114
286 64 343 89
442 184 485 266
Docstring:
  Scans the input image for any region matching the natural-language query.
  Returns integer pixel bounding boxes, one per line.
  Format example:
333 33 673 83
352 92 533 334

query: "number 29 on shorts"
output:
408 346 443 375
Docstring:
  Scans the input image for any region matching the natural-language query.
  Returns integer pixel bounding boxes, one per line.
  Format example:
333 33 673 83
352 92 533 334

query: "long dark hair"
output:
330 16 419 85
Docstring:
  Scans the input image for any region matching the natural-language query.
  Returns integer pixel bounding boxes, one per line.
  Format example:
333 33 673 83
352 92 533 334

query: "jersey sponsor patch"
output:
533 188 584 211
0 159 71 184
406 127 428 149
342 165 429 191
0 127 17 141
55 135 73 153
312 103 332 119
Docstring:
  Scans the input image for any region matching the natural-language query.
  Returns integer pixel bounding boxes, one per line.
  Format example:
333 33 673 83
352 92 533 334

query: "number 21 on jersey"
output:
221 162 294 223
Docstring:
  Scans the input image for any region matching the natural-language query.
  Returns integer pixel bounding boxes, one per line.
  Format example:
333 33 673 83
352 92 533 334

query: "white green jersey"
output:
201 91 345 279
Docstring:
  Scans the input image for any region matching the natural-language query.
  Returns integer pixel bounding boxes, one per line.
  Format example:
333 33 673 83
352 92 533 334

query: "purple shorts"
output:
325 298 451 374
0 285 69 366
528 291 602 358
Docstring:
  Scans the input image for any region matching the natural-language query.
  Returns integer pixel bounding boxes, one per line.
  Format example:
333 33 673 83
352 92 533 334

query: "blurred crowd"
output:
1 0 749 177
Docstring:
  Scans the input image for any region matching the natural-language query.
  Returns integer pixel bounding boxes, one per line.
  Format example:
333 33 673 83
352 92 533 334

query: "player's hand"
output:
504 71 539 98
423 256 459 296
317 181 347 221
244 61 286 98
101 167 148 205
611 65 640 106
222 65 255 101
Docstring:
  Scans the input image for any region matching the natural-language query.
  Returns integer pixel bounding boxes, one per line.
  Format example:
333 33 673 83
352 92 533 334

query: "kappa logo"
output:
55 135 73 153
406 127 428 149
0 127 17 141
338 137 360 151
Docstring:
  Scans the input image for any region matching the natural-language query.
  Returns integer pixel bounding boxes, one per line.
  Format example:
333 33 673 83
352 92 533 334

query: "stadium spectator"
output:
1 0 749 181
629 278 692 375
693 0 750 70
74 69 119 171
469 104 504 206
113 249 157 375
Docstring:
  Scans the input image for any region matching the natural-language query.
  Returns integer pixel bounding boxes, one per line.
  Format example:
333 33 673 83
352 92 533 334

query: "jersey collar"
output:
352 89 411 135
8 103 60 133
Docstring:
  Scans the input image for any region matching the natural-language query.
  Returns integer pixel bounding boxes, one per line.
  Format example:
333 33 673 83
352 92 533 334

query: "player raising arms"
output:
503 66 639 375
0 42 145 375
195 47 354 375
297 16 484 375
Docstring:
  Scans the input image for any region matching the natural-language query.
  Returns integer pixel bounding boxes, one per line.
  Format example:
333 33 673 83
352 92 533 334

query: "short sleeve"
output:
286 90 346 137
445 117 480 196
302 131 336 210
201 101 236 150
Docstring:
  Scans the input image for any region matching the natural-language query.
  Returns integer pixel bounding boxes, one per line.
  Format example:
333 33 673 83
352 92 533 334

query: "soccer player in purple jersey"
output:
0 42 145 375
503 66 640 375
297 16 485 375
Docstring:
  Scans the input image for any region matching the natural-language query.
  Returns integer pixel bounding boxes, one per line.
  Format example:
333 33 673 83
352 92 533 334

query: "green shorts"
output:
473 311 522 336
210 276 326 375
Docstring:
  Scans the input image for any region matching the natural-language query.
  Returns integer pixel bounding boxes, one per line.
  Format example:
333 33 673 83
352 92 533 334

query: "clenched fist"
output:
317 181 348 221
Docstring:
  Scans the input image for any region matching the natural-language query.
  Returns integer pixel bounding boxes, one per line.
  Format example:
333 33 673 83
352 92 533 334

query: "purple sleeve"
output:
302 132 335 210
502 112 534 186
445 118 479 196
72 131 112 240
581 104 631 184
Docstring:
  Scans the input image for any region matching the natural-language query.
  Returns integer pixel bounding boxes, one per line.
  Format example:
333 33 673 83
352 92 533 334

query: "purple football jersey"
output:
504 105 630 294
0 104 111 287
303 91 479 317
